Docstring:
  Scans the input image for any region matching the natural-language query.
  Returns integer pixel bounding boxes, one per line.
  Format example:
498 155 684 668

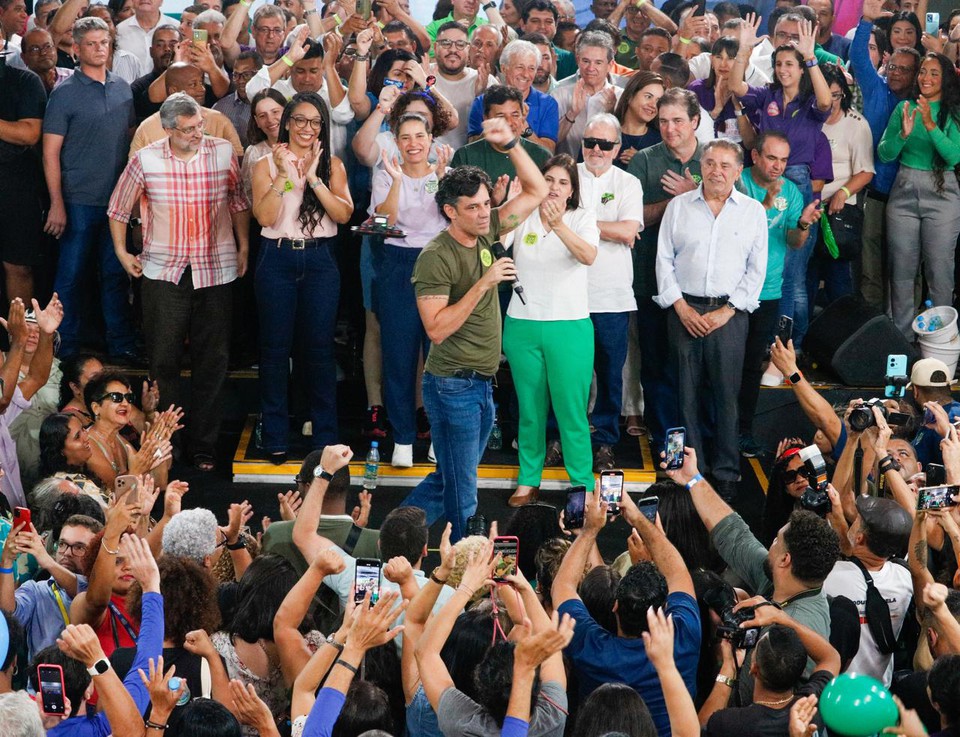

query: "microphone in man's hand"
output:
490 241 526 305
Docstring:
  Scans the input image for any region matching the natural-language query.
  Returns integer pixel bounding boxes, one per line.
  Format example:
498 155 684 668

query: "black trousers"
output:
667 303 748 481
141 271 232 456
738 298 780 436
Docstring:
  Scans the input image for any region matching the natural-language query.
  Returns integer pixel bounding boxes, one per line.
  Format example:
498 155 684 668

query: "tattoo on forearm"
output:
915 539 929 568
505 214 519 228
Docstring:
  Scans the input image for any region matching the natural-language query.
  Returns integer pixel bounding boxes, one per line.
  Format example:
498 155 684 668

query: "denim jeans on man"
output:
590 311 629 447
635 298 679 454
255 238 339 451
780 164 818 349
399 372 494 542
55 204 136 356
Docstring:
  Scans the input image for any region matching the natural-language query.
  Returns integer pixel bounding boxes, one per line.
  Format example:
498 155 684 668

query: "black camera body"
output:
849 397 910 432
799 487 831 517
717 605 761 649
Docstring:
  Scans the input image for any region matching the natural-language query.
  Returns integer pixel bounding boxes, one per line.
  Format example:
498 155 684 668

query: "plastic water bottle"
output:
168 676 190 706
363 442 380 491
488 407 503 451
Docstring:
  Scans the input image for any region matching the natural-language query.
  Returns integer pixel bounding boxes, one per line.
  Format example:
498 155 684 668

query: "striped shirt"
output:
107 136 249 288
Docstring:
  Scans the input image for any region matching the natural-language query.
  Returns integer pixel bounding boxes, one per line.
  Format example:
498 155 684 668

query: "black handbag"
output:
817 202 863 261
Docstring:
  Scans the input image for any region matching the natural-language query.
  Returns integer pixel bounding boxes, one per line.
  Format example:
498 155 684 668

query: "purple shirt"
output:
689 79 738 139
811 132 834 183
740 85 829 168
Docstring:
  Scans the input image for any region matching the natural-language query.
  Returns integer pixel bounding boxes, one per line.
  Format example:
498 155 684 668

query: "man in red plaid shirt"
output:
107 91 250 472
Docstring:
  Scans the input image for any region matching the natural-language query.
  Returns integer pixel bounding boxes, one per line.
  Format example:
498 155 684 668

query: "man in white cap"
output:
909 357 960 466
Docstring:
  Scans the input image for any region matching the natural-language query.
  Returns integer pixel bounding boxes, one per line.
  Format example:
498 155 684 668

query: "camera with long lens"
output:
797 445 831 518
849 397 910 432
702 582 761 649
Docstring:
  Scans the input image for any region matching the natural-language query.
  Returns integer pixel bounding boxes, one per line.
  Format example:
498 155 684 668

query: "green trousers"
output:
503 316 595 488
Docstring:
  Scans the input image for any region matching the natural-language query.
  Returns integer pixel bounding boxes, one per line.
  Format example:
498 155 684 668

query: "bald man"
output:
129 62 242 157
19 28 72 92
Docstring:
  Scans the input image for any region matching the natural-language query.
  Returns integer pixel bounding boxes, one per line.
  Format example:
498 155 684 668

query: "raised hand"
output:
382 154 403 181
430 143 454 177
901 101 918 139
277 490 302 521
57 623 107 668
137 656 183 719
183 629 218 660
514 611 575 669
120 533 161 592
222 500 254 546
351 490 371 527
346 589 407 652
383 555 414 585
356 26 375 55
481 116 516 147
230 680 276 731
659 443 701 486
789 695 820 737
642 606 676 671
739 12 761 50
141 379 160 415
796 18 817 58
491 173 511 205
0 298 28 346
320 444 354 473
33 293 64 335
570 79 587 118
311 548 347 576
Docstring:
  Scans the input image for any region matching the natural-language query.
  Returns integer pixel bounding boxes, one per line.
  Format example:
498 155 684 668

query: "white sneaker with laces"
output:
427 443 436 464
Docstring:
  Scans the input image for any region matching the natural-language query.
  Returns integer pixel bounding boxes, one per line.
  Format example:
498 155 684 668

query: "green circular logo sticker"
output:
425 180 438 194
523 232 538 246
618 41 629 54
480 249 493 267
283 179 294 192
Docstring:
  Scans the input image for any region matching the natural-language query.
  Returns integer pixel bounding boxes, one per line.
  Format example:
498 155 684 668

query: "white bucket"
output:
919 334 960 379
913 305 960 345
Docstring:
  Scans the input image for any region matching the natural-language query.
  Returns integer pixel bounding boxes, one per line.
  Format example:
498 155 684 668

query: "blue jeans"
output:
590 311 629 446
55 203 136 356
636 298 679 455
400 372 494 542
781 165 818 349
806 250 853 310
255 238 339 451
376 245 429 444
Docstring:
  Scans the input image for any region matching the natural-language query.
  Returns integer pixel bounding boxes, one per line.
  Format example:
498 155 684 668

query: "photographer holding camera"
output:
697 596 841 737
663 445 840 704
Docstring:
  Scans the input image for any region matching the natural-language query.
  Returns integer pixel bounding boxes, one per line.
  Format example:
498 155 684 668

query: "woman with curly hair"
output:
112 555 227 703
879 51 960 338
251 92 354 463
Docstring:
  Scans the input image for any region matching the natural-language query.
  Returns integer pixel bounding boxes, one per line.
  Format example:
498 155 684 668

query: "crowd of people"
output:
3 0 960 732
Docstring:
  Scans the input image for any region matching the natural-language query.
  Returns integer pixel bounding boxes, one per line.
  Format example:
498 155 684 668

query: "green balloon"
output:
819 673 899 737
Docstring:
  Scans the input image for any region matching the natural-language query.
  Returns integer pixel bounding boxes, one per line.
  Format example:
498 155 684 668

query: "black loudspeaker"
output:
805 296 918 386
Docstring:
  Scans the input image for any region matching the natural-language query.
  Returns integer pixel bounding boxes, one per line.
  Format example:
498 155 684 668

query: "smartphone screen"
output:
917 485 959 511
600 470 624 512
37 664 66 715
565 486 586 529
115 475 139 506
926 12 940 34
493 536 519 580
192 28 208 47
637 496 659 523
358 0 372 20
354 559 382 605
777 315 793 345
928 464 947 487
13 506 30 529
665 427 686 470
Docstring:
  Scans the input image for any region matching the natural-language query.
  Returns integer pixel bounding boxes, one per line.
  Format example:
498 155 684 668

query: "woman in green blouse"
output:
878 52 960 338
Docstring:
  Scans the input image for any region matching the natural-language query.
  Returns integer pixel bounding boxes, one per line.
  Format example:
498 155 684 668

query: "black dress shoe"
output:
714 479 739 503
269 452 288 465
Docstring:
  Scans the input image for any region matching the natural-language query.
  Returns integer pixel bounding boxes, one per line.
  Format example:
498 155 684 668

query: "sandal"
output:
193 453 216 472
625 415 646 437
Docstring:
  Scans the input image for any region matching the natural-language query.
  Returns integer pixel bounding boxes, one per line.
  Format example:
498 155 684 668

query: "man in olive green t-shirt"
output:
399 117 549 541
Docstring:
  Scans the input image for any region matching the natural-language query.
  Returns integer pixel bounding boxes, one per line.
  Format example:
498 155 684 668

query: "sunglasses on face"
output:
582 137 616 151
98 391 135 404
782 466 811 484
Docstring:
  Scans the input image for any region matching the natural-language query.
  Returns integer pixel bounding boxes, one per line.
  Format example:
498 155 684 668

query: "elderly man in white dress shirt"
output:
654 138 767 501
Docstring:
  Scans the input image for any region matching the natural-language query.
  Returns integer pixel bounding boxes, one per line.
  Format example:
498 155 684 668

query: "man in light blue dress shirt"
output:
655 138 767 501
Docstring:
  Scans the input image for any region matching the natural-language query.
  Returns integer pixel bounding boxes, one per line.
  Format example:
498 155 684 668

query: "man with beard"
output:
131 62 243 157
432 20 497 149
212 50 262 148
665 445 840 703
130 24 178 121
0 514 103 661
19 27 72 92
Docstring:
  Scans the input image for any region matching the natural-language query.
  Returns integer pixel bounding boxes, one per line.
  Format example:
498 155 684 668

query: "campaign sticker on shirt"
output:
425 180 439 194
773 196 788 211
480 249 493 267
523 232 538 246
766 101 780 117
618 41 630 54
284 179 294 192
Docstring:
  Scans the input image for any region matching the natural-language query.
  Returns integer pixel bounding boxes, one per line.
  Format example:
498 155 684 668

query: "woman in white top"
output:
807 63 875 307
369 113 452 468
251 92 354 463
502 154 600 506
242 89 287 204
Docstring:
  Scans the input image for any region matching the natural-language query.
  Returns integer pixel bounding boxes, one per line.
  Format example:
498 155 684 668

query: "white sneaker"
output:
392 443 413 468
427 443 436 463
301 421 312 436
761 364 785 387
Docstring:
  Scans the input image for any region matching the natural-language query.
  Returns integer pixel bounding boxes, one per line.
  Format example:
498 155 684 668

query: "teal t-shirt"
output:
738 168 802 301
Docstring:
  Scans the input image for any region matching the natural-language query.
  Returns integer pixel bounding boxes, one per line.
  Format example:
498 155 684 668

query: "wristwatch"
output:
521 126 533 138
725 301 737 312
786 370 803 385
715 674 737 688
482 1 497 9
87 658 111 677
313 464 334 482
325 633 345 652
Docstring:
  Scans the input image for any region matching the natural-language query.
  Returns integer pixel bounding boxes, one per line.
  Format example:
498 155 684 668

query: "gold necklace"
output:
754 695 794 707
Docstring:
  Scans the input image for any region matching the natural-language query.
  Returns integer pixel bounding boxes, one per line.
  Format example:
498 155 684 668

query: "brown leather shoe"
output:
508 485 540 507
544 439 563 467
593 445 616 473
